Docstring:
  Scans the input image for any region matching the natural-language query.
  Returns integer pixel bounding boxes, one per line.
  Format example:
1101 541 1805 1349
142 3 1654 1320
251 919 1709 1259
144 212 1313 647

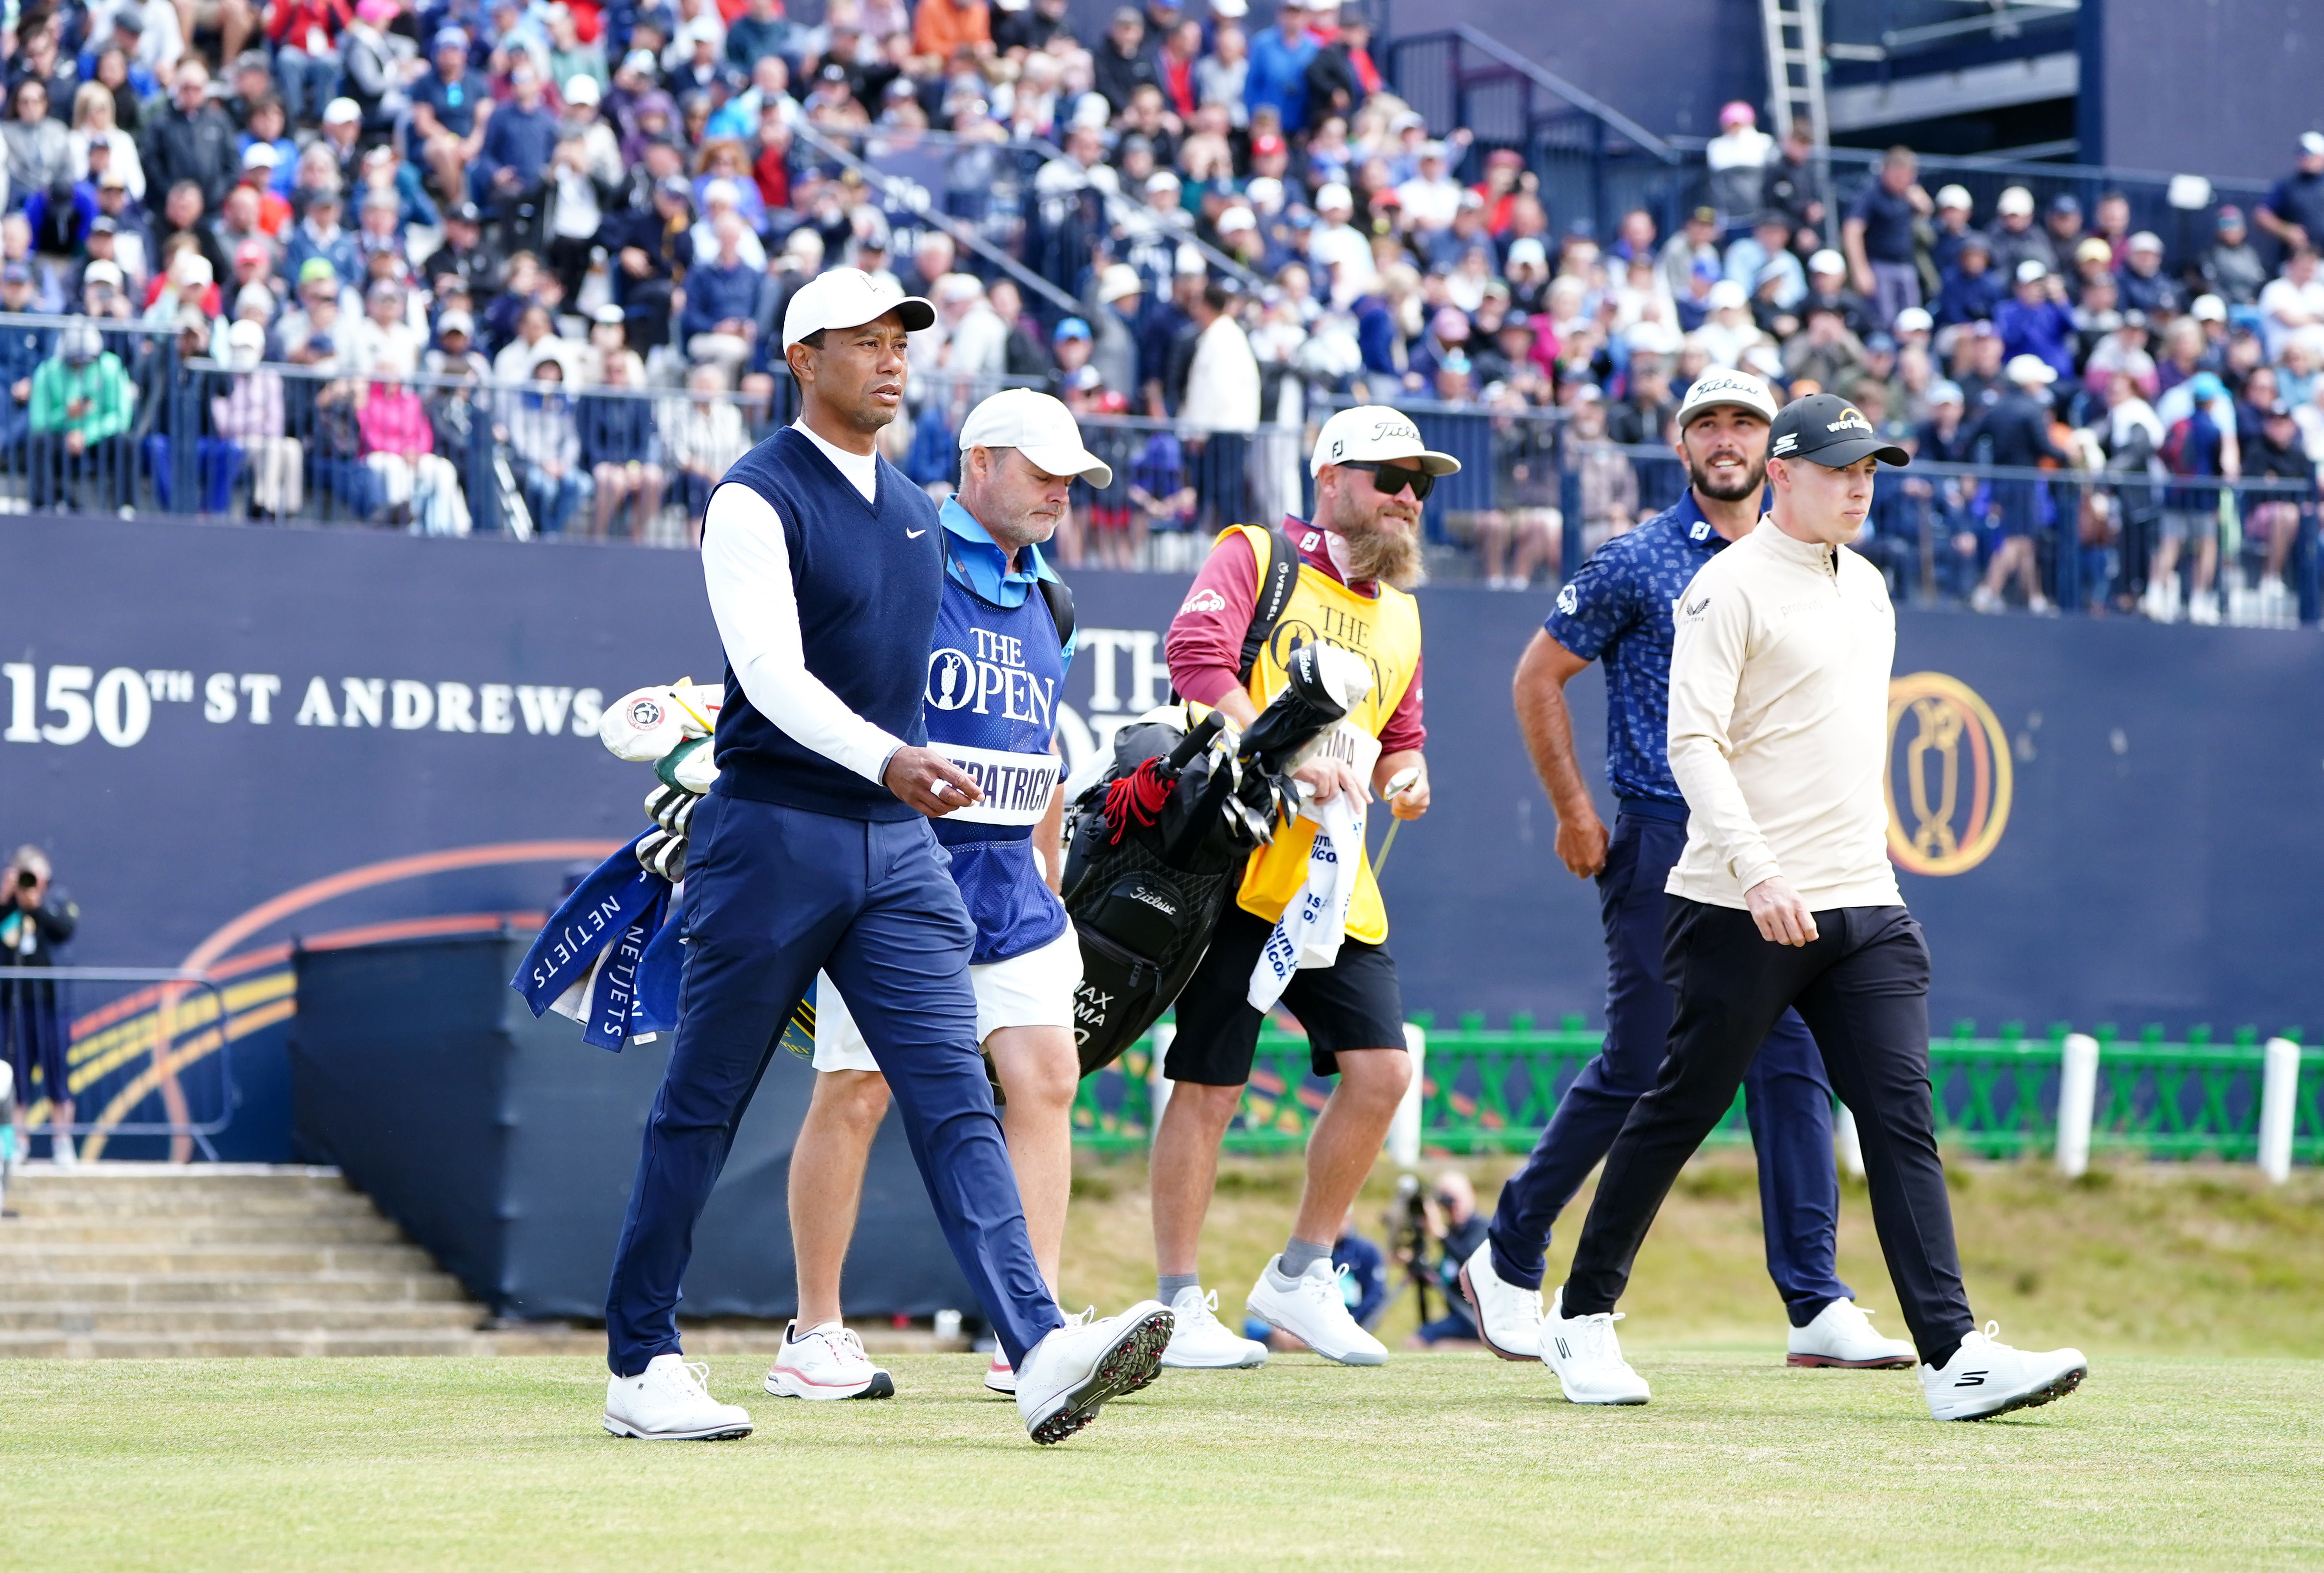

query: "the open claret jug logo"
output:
1885 672 2012 877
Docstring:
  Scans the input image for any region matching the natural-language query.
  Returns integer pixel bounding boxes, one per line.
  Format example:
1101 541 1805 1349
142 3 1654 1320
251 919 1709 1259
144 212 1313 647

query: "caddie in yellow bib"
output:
1144 404 1456 1371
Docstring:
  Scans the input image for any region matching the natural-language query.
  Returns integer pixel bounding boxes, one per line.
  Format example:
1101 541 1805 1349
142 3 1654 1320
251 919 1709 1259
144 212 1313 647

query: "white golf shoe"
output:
1457 1240 1542 1361
1540 1288 1650 1405
765 1321 894 1400
603 1354 754 1440
1920 1323 2087 1421
1245 1255 1387 1366
1016 1301 1173 1445
50 1131 76 1169
1786 1299 1917 1369
983 1350 1016 1394
1158 1286 1269 1369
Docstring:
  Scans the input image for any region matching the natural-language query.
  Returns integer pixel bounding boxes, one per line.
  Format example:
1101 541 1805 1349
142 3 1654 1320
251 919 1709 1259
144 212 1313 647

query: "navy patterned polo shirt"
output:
1541 490 1760 808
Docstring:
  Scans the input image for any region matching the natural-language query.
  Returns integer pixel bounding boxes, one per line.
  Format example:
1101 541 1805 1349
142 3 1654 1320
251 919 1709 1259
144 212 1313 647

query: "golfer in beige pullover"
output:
1540 394 2090 1424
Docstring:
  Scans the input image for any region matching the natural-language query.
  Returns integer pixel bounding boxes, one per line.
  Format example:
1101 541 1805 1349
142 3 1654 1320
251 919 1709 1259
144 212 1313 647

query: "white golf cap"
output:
2016 258 2048 283
959 388 1113 485
226 317 264 350
1893 305 1933 334
1096 262 1143 303
1674 367 1778 427
564 73 600 106
1935 183 1972 211
1314 182 1353 212
1706 278 1747 310
1808 248 1845 275
2191 293 2227 322
1309 404 1460 478
437 309 475 336
2005 353 2056 386
85 259 123 286
781 267 935 349
1996 185 2035 217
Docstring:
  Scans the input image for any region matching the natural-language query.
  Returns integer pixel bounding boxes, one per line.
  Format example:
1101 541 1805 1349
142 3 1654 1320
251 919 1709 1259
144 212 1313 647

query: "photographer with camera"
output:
1406 1171 1490 1348
1 846 79 1169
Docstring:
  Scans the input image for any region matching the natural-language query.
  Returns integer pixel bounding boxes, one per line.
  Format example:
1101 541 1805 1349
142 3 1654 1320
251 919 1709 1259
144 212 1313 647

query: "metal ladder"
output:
1759 0 1830 147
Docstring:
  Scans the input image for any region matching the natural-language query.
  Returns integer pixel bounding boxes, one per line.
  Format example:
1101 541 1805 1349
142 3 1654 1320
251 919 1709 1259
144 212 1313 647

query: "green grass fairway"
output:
5 1352 2319 1571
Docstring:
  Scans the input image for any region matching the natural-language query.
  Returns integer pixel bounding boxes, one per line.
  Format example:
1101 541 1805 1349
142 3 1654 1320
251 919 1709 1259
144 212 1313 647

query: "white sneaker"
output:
2028 594 2058 617
1456 1240 1541 1361
1786 1299 1917 1369
1540 1288 1650 1405
603 1353 754 1440
1969 585 2002 614
983 1350 1016 1394
1920 1322 2087 1421
1245 1255 1387 1367
1016 1300 1173 1445
1159 1286 1269 1369
2188 593 2221 625
765 1321 894 1400
50 1131 76 1169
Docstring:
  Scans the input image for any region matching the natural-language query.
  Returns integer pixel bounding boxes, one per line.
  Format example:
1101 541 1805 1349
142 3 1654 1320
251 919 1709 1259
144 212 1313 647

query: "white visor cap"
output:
959 387 1114 486
781 267 937 350
1310 404 1461 478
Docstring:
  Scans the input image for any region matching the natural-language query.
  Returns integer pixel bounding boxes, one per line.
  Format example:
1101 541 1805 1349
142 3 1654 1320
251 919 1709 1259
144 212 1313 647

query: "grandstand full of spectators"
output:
0 0 2315 622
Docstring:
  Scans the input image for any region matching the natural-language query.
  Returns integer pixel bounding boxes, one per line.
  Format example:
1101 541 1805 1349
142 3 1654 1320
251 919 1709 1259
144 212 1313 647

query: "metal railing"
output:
7 966 240 1162
1069 1015 2324 1167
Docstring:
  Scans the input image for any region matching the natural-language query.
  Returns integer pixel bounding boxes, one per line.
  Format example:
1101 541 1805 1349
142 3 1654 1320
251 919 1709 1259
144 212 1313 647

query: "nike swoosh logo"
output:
906 529 926 538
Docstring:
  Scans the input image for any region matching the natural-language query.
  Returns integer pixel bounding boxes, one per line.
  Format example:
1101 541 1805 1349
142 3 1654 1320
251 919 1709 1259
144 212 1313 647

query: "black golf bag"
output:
1060 637 1374 1075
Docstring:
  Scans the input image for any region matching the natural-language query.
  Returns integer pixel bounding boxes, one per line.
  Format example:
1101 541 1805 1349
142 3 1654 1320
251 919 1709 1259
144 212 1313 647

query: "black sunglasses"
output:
1342 460 1436 502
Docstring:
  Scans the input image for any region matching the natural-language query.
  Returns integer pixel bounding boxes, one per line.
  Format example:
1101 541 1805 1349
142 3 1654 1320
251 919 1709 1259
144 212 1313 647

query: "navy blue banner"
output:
6 514 2320 1158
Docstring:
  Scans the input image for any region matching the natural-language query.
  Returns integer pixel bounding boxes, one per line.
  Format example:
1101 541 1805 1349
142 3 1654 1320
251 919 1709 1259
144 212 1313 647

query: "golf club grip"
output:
1167 711 1227 771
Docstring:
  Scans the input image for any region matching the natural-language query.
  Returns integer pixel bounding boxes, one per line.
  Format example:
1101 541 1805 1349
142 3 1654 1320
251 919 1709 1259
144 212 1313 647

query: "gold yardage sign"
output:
1885 672 2012 876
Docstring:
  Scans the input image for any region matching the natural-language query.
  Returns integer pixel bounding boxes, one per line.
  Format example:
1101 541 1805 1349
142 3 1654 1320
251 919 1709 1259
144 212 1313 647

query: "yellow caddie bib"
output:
1211 524 1420 945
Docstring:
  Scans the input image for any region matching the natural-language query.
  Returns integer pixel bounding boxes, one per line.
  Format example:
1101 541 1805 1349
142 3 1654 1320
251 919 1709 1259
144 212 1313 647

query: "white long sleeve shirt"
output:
699 421 903 786
1663 520 1902 912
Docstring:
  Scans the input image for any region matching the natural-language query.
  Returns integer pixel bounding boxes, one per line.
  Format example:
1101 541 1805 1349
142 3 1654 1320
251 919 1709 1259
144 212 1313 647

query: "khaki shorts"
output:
810 924 1083 1074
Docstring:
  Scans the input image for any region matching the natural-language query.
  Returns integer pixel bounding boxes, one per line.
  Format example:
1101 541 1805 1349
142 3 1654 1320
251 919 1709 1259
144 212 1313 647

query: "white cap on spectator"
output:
1929 379 1963 405
958 387 1113 486
2304 131 2324 157
2005 353 2056 386
1742 343 1784 379
1935 184 1972 212
704 178 742 208
1096 262 1143 304
781 266 936 349
1627 319 1681 356
1893 305 1933 334
1996 185 2034 217
234 283 274 317
243 142 279 168
1310 404 1461 478
994 0 1030 12
593 301 628 325
933 271 985 304
1315 182 1353 213
1146 170 1181 194
1808 248 1844 276
1210 0 1246 15
1175 243 1207 276
2191 294 2227 322
2128 230 2163 254
324 97 361 125
1246 175 1282 209
1217 205 1257 234
439 310 475 337
227 318 264 351
565 74 600 106
1071 94 1110 130
2016 258 2048 283
1506 236 1546 268
622 48 657 74
1675 366 1778 427
1706 278 1747 310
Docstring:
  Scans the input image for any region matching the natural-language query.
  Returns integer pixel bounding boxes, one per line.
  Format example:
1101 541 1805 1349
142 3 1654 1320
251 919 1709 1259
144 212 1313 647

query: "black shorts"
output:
1164 903 1406 1086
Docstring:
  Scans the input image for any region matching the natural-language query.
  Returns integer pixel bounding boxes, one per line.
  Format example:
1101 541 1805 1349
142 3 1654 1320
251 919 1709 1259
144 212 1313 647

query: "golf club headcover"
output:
600 681 722 763
656 736 719 794
1235 643 1373 777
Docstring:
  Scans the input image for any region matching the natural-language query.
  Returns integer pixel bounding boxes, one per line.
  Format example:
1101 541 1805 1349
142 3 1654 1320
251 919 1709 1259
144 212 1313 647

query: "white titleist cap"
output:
959 388 1114 486
1675 367 1779 428
781 268 935 350
1309 405 1461 478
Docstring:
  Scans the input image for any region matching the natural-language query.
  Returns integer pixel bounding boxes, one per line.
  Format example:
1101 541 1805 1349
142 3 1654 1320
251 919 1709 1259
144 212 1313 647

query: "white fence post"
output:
1387 1022 1426 1169
1147 1024 1174 1147
2056 1033 2100 1179
2259 1037 2300 1184
1833 1101 1865 1178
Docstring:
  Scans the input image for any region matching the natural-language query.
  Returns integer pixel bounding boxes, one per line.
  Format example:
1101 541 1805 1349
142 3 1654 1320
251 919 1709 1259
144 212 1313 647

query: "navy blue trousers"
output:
603 793 1064 1375
1486 810 1852 1325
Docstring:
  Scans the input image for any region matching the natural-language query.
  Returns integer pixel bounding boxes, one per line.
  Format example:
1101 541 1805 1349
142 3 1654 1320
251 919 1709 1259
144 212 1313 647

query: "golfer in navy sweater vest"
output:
599 271 1171 1447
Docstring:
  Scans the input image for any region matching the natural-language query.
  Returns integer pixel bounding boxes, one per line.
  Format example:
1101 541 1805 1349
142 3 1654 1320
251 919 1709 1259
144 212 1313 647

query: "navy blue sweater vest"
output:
709 427 945 821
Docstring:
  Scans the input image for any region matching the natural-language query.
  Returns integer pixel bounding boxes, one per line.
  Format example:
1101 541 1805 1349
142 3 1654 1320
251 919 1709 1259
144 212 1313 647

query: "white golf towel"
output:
1246 791 1365 1013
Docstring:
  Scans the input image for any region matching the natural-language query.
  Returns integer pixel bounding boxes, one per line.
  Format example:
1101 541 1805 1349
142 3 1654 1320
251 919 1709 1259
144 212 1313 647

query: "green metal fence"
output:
1070 1015 2324 1165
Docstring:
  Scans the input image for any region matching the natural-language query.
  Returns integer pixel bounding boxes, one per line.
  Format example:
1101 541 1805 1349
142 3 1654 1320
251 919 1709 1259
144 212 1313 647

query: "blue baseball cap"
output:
2189 372 2226 403
1053 316 1091 344
433 26 468 51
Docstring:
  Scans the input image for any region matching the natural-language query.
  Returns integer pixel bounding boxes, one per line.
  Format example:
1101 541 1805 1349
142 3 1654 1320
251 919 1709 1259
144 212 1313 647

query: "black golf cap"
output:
1767 393 1910 469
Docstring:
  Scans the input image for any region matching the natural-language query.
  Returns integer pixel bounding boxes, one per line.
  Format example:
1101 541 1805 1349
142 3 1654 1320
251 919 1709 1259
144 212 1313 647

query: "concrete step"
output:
0 1243 441 1276
0 1301 485 1334
0 1217 406 1246
0 1329 497 1359
0 1273 474 1306
6 1190 381 1220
